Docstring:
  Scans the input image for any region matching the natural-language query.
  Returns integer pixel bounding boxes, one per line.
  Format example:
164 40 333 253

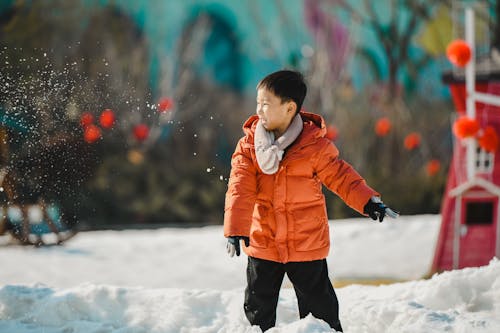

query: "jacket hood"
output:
242 111 327 141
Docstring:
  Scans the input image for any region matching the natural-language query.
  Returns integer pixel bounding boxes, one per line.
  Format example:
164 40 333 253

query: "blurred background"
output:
0 0 496 230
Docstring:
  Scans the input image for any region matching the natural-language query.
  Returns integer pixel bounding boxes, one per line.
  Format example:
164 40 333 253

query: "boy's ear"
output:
287 101 297 114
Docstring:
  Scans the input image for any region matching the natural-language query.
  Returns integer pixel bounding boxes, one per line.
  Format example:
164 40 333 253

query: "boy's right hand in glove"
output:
226 236 250 257
363 196 399 222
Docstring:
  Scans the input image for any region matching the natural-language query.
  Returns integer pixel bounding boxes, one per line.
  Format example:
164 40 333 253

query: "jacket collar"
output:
243 111 326 145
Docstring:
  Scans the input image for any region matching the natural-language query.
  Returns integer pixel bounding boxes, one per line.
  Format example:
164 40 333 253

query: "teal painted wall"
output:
3 0 492 98
95 0 310 94
92 0 460 98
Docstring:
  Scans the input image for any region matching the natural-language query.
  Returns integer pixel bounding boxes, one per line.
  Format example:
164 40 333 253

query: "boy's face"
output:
256 88 296 136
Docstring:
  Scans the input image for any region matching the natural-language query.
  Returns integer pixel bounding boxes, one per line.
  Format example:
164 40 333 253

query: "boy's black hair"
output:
257 70 307 114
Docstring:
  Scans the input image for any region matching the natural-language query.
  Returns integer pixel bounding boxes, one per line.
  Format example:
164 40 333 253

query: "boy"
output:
223 70 398 332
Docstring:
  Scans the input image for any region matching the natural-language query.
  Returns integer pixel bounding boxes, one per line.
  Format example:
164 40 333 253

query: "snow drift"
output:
0 260 499 333
1 215 499 332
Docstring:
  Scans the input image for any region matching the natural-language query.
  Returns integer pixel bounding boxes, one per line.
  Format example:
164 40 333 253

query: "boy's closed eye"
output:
256 102 270 112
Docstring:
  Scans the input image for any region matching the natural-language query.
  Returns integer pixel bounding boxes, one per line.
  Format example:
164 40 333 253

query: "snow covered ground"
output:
0 214 499 332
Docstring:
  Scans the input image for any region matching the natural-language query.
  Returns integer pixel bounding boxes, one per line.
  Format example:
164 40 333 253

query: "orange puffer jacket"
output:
224 111 378 263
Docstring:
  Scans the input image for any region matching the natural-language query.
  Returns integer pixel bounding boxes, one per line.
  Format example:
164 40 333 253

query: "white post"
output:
453 196 462 269
474 92 500 106
465 7 477 180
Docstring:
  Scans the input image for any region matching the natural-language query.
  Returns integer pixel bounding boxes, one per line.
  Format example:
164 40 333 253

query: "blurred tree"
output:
0 1 96 222
0 0 152 226
84 6 251 225
323 0 443 99
298 0 460 217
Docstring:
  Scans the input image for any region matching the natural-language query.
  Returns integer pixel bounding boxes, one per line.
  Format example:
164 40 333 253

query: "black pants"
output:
244 256 343 332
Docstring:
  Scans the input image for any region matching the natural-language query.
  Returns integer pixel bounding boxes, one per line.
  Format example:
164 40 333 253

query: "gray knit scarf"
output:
254 114 303 175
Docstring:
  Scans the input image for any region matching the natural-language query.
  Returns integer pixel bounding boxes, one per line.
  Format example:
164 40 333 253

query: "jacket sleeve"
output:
314 138 379 215
223 138 257 237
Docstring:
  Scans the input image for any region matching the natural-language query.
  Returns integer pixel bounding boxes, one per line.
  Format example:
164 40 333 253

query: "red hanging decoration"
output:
446 39 472 67
80 112 94 128
426 159 441 176
404 132 421 150
478 126 499 152
83 124 101 143
452 116 480 139
158 97 174 113
133 124 149 142
99 109 115 129
326 125 338 141
375 117 392 137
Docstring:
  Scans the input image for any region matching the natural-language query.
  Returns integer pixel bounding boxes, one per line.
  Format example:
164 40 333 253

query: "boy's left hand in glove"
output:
363 196 399 222
226 236 250 257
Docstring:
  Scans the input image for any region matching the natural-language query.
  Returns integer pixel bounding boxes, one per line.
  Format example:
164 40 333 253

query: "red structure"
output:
433 8 500 272
433 80 500 271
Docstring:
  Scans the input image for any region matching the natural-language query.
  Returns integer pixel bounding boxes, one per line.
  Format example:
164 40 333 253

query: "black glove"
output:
226 236 250 257
363 196 399 222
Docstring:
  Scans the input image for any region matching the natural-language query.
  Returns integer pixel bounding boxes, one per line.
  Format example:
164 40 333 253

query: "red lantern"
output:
83 124 101 143
404 132 421 150
80 112 94 128
478 126 499 152
452 116 480 139
375 117 392 137
446 39 472 67
426 159 441 176
99 109 115 129
326 125 338 141
133 124 149 142
158 97 174 113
